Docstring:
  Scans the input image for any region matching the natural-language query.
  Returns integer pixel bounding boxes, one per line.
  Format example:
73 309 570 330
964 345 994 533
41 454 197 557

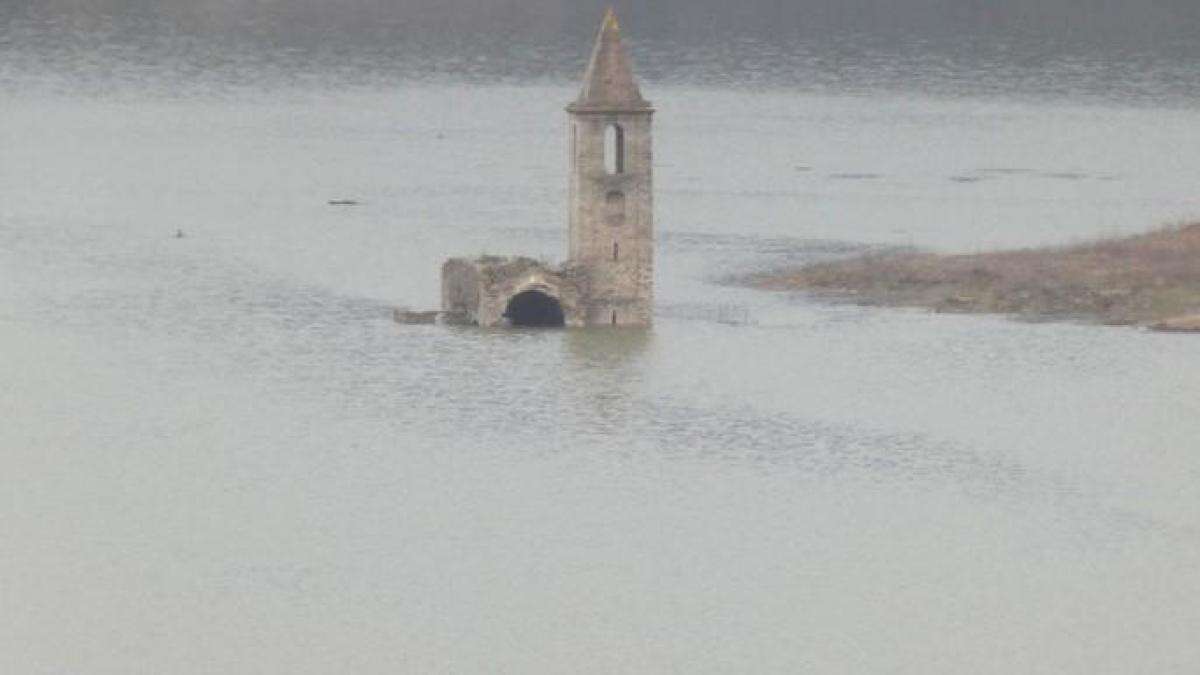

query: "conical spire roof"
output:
569 8 651 112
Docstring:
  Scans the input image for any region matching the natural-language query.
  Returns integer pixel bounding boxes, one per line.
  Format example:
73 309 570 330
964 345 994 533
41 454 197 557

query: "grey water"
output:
3 2 1200 672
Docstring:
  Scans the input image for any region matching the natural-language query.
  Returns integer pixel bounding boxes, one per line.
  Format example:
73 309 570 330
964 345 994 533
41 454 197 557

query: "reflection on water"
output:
563 326 654 371
3 3 1200 673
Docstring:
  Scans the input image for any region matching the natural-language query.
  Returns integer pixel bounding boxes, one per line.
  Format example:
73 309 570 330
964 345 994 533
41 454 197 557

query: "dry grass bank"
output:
754 223 1200 329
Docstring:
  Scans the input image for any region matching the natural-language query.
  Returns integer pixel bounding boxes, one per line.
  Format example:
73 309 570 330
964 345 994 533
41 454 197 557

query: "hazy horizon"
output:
5 0 1200 104
8 0 1200 44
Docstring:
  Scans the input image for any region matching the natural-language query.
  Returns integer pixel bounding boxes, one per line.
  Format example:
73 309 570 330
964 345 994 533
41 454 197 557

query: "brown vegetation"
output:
753 223 1200 329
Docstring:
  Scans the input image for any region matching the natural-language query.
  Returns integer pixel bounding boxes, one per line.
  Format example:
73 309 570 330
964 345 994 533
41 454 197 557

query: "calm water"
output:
3 5 1200 673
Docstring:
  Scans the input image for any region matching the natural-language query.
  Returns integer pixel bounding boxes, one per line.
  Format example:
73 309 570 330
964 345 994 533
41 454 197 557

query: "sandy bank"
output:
751 223 1200 330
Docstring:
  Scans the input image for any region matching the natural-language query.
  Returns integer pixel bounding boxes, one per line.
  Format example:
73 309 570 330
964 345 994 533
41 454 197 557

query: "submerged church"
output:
441 9 654 328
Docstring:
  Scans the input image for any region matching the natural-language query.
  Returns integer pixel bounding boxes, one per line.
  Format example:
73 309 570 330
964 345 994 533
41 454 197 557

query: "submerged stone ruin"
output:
441 257 583 327
407 9 655 329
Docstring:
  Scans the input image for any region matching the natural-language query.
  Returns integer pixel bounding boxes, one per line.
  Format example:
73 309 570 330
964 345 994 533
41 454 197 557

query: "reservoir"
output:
2 4 1200 672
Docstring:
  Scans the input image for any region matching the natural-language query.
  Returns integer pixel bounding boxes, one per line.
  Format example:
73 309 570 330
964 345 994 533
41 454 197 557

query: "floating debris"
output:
393 308 441 325
829 172 882 180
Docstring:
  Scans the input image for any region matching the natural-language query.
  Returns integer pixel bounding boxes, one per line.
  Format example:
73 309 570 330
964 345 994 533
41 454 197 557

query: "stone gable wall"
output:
441 257 585 327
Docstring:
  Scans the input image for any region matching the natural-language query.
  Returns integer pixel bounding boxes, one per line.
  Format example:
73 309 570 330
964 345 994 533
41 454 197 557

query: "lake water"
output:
3 5 1200 673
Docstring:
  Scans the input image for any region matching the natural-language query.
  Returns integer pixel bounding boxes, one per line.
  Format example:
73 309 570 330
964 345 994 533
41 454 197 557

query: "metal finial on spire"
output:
605 6 619 32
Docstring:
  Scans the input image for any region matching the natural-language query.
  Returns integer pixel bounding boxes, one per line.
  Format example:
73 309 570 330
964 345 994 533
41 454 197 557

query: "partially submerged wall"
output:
442 258 481 324
441 256 584 327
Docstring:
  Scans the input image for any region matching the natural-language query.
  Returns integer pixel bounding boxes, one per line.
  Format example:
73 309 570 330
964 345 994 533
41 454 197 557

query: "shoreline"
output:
748 223 1200 332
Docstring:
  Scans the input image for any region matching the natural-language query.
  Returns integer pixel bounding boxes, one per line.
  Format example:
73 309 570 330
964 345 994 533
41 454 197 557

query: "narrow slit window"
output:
604 124 624 174
612 241 619 261
612 310 617 325
605 191 625 226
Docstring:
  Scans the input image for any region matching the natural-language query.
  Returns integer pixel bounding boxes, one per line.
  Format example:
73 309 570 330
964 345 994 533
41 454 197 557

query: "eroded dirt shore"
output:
751 224 1200 331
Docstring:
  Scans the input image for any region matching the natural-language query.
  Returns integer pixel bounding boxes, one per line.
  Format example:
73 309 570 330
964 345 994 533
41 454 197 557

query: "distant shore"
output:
750 223 1200 332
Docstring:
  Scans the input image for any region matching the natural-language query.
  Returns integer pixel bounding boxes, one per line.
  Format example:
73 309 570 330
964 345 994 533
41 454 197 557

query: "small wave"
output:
978 167 1033 175
657 302 755 326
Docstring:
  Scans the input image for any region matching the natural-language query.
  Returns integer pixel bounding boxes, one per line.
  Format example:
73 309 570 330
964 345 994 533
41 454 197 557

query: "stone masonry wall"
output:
567 111 654 326
441 258 482 323
441 257 584 328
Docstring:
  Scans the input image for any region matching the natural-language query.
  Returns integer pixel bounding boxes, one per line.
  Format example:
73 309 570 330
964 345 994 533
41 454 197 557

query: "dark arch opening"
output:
504 290 565 328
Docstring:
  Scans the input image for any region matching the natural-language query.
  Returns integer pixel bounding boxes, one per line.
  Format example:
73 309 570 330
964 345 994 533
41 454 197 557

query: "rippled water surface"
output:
3 4 1200 673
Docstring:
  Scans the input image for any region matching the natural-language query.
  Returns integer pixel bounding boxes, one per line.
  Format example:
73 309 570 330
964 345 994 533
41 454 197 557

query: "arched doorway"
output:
504 290 565 327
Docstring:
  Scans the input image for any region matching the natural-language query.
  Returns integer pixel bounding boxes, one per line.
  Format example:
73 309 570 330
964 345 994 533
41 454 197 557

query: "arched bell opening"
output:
503 290 566 328
604 123 625 175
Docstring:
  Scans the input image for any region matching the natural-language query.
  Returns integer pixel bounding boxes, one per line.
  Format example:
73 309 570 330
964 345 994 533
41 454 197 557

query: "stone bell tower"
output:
567 8 654 327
